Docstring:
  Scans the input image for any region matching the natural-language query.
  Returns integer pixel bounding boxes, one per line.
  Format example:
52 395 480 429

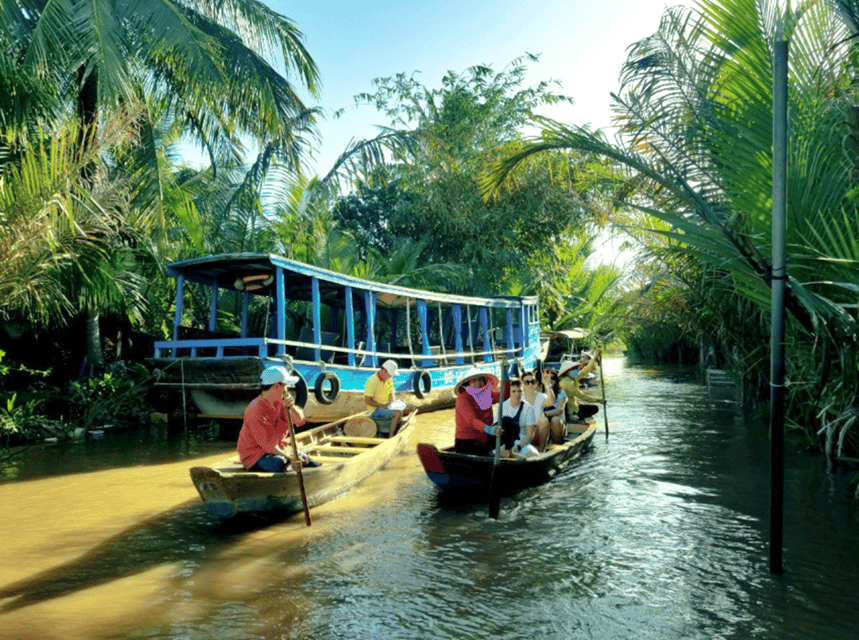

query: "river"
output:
0 358 857 640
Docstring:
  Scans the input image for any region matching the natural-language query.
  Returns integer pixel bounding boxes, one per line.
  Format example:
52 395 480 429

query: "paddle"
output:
285 394 312 527
599 349 608 440
488 358 507 519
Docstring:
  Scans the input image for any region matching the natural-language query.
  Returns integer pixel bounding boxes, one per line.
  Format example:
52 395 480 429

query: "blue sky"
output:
272 0 681 175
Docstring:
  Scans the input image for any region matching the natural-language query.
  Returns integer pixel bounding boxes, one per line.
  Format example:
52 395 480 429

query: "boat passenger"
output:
522 370 552 452
454 368 503 456
364 360 416 438
237 365 307 472
541 368 567 448
559 349 605 429
501 379 540 458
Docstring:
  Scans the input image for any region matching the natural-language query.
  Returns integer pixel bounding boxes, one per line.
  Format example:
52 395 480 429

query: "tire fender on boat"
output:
413 369 432 399
292 370 309 408
313 371 340 405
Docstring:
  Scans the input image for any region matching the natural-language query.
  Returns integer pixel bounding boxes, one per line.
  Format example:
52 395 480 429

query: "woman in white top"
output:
521 370 552 452
500 379 540 458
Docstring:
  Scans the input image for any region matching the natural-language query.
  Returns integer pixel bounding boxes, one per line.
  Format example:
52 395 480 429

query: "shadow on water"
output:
0 421 234 483
0 502 302 613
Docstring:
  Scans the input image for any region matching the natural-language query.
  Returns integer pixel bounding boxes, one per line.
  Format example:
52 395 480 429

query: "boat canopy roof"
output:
542 328 590 340
167 253 538 310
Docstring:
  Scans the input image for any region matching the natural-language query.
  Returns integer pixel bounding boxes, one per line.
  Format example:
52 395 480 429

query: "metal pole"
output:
769 39 788 575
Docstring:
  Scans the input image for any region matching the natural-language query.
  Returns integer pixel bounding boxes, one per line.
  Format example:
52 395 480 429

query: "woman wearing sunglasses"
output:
520 370 551 452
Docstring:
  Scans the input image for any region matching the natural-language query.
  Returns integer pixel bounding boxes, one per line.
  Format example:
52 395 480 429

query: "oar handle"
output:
488 359 507 519
599 350 608 440
285 393 311 527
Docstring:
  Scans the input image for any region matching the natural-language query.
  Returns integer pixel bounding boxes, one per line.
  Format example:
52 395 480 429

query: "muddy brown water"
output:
1 358 857 639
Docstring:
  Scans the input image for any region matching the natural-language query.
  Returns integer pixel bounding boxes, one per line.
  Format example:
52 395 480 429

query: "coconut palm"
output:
2 0 319 148
1 0 322 369
485 0 859 453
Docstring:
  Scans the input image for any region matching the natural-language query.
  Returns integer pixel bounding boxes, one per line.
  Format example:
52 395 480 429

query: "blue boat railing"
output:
153 336 528 367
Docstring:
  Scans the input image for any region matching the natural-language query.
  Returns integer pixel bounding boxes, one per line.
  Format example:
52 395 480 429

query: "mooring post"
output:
769 39 788 576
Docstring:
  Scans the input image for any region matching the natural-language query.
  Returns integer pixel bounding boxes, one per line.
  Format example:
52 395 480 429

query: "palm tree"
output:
1 0 322 370
3 0 319 149
485 0 859 453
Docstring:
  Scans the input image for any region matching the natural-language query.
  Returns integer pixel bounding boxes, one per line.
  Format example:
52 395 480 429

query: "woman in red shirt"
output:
454 368 502 456
237 366 306 471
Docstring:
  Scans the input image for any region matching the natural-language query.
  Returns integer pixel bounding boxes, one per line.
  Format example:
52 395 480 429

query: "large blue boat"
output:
147 253 545 422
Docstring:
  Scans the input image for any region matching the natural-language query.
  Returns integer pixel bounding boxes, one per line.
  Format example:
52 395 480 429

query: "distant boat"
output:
147 253 543 422
416 420 596 494
190 411 415 518
540 329 599 386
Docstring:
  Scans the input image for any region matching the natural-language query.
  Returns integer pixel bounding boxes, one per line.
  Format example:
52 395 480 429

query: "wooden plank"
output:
307 455 347 465
326 436 385 445
303 445 363 456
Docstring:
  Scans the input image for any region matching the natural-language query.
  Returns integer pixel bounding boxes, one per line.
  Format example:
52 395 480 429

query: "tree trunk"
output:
85 309 104 372
76 66 99 183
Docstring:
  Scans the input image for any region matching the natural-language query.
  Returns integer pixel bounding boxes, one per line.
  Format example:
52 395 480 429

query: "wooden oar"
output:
488 359 507 519
285 400 312 527
599 349 608 440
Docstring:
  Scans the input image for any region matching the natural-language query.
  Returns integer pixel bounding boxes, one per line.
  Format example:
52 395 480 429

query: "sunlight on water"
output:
1 359 858 639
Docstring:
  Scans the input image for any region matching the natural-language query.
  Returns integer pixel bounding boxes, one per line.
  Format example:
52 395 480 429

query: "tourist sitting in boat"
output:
364 360 416 438
454 368 503 456
541 368 567 448
237 365 307 472
501 379 540 458
522 370 552 452
559 349 605 427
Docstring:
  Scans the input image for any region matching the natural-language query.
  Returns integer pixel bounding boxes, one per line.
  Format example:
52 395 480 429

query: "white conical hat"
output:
558 361 581 378
454 367 499 395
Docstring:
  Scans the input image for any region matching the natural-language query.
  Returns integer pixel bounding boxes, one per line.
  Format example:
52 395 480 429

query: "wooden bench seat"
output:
308 455 347 465
303 444 364 456
324 436 385 446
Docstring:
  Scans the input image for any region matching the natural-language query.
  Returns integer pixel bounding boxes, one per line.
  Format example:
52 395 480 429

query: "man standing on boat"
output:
237 365 306 471
364 360 416 437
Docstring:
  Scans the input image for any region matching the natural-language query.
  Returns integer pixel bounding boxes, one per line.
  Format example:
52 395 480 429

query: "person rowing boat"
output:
453 367 503 456
237 366 307 472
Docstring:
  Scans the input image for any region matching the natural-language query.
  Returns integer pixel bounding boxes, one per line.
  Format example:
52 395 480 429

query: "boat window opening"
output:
466 305 475 364
416 300 433 368
344 285 356 366
361 290 377 368
436 302 450 366
172 279 244 358
405 298 415 367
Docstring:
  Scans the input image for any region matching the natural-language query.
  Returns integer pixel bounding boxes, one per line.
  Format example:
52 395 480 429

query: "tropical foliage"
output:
486 0 859 456
0 0 321 363
334 57 622 328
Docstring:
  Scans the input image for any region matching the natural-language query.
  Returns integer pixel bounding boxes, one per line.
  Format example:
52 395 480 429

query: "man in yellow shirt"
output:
364 360 415 437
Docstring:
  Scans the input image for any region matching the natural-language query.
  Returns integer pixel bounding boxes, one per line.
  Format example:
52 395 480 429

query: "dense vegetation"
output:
1 0 858 466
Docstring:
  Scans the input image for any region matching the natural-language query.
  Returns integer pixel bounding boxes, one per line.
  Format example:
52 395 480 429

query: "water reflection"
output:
1 360 858 640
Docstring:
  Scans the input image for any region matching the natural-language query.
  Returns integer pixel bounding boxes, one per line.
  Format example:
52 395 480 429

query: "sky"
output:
271 0 682 176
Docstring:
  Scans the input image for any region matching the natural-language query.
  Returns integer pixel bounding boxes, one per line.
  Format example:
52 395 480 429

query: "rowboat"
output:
190 412 415 518
146 253 543 422
416 420 596 494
